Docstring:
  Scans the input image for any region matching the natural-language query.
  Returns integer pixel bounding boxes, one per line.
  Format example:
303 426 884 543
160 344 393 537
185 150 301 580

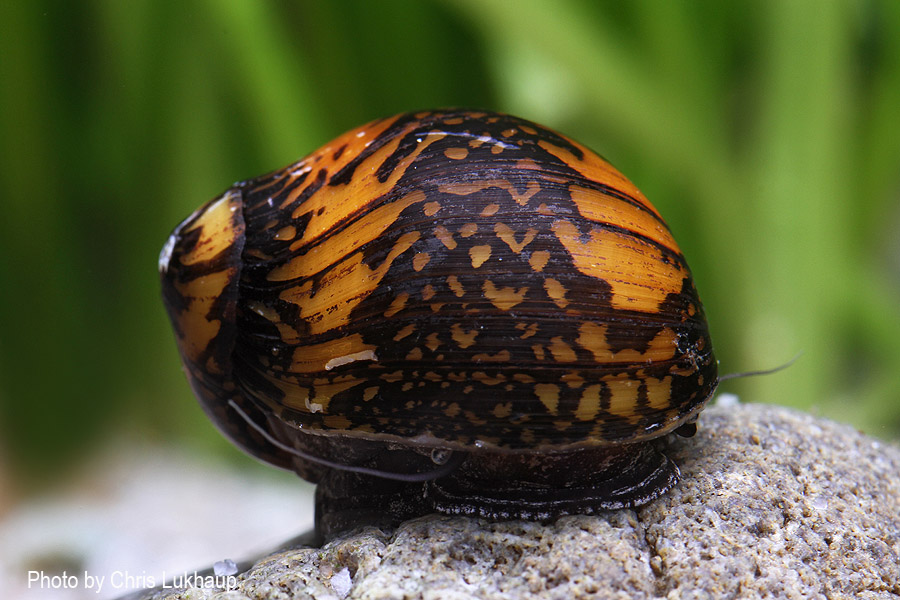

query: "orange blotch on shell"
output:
282 117 442 236
469 244 492 268
492 403 513 419
481 203 500 217
562 372 585 388
434 226 457 249
165 191 246 368
176 191 242 267
512 181 541 206
276 190 427 280
451 323 478 349
483 280 528 310
538 137 664 221
244 247 273 261
384 292 410 318
529 250 550 272
412 252 431 271
515 322 539 339
277 231 420 334
551 219 684 313
473 372 506 385
643 375 675 413
393 323 416 341
602 373 639 420
494 223 537 253
464 408 484 423
172 270 231 366
575 384 604 421
568 186 679 254
425 332 442 352
543 278 569 308
603 373 674 422
381 371 404 383
459 222 478 237
473 350 511 362
447 275 466 297
274 225 296 241
577 322 678 364
444 147 469 160
548 337 577 362
534 383 560 415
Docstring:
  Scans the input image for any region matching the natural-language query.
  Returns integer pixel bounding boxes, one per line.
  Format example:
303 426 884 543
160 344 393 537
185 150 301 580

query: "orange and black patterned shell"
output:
160 109 716 458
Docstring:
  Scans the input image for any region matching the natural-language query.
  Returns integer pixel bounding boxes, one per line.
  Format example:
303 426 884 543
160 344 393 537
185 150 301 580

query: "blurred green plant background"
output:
1 0 899 498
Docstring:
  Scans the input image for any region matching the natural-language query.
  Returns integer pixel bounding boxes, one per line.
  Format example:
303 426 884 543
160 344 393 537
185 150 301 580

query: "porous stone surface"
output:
131 403 900 599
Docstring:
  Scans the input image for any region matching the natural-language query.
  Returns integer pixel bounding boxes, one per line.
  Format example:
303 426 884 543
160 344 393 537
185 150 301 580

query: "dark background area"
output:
1 0 898 507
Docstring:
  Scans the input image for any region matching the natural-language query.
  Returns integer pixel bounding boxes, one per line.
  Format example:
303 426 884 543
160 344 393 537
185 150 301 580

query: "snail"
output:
160 109 717 538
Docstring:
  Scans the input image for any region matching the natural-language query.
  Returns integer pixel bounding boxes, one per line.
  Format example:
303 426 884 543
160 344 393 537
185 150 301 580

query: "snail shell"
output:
160 109 717 536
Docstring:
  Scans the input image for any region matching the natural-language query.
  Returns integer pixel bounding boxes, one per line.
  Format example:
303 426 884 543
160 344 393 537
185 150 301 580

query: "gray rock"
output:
130 403 900 599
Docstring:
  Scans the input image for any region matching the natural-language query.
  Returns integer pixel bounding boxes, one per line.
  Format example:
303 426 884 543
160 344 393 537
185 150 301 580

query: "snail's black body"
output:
160 110 717 538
